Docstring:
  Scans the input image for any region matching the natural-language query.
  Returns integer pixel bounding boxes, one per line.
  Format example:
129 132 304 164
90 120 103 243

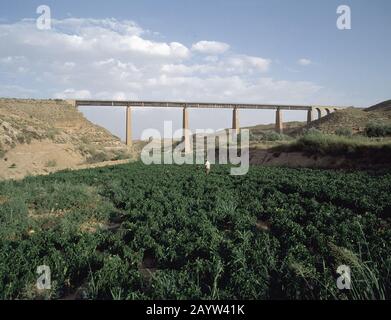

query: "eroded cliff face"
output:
0 98 135 179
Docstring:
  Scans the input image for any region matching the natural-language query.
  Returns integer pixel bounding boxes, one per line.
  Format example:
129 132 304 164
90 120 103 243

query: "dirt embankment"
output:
249 148 391 169
0 98 139 180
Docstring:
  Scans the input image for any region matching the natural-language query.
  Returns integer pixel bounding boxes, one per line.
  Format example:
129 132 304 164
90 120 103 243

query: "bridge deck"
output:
75 100 346 111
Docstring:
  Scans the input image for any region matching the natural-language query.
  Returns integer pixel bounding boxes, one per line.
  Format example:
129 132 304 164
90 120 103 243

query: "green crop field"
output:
0 163 390 300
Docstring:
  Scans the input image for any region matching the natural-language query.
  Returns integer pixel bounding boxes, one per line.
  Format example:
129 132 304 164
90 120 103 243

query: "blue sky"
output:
0 0 390 139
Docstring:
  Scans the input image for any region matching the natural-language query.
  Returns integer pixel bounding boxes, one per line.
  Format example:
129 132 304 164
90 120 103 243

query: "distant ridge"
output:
365 100 391 112
299 100 391 134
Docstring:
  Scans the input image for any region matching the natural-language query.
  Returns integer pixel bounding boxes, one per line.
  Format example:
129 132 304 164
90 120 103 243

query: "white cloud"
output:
160 55 270 77
204 55 219 63
122 36 190 58
226 55 271 73
139 75 322 103
0 18 327 105
298 58 312 66
0 55 26 64
53 18 144 37
192 41 230 54
0 85 37 98
0 18 190 61
54 89 91 99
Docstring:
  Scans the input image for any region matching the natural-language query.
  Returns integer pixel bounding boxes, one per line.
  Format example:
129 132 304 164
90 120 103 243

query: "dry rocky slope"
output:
246 121 304 136
0 98 137 179
245 100 391 137
300 100 391 134
247 100 391 168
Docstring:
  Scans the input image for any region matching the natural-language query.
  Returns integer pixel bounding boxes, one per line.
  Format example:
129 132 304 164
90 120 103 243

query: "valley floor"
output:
0 163 390 299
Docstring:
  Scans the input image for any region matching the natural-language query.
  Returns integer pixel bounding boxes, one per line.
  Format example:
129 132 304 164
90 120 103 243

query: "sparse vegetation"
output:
250 130 291 142
335 127 353 137
0 144 5 159
86 151 112 164
79 143 134 164
47 127 60 140
111 149 132 161
273 131 391 158
365 122 391 137
45 160 57 168
303 127 322 136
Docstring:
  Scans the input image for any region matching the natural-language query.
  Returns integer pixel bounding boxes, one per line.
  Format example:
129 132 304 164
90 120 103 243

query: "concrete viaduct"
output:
72 100 344 147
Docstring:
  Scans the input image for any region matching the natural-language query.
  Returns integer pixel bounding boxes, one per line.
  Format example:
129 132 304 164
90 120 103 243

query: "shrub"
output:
304 127 322 136
365 122 391 137
45 160 57 167
251 130 291 141
112 150 131 161
335 127 353 137
278 131 391 157
47 128 60 140
250 131 291 142
290 134 361 155
263 131 284 141
79 143 114 164
86 152 111 164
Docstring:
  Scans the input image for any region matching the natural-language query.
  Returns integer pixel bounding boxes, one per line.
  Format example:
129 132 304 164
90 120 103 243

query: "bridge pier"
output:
182 107 191 153
66 100 76 107
126 106 132 146
232 108 240 134
316 108 322 120
307 108 313 124
275 108 283 134
325 108 331 115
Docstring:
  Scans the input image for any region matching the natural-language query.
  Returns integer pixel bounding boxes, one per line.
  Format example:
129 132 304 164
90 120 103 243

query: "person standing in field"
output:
205 160 211 175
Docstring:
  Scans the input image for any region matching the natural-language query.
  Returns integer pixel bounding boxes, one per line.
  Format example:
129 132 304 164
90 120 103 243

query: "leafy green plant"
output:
0 162 390 300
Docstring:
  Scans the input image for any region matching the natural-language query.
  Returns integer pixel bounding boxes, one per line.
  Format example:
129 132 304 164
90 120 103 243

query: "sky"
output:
0 0 390 140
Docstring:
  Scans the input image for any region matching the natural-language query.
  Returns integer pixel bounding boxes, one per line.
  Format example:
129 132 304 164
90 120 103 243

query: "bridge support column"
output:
66 100 76 108
126 106 132 146
232 108 240 134
275 108 283 134
182 107 191 153
325 108 331 115
316 108 322 120
307 108 313 124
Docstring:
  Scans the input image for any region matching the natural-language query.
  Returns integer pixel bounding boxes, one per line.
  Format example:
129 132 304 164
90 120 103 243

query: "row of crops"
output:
0 162 390 299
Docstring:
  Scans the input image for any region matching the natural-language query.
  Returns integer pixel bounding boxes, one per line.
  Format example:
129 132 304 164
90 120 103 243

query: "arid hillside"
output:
246 121 304 136
301 101 391 134
365 99 391 112
0 98 138 179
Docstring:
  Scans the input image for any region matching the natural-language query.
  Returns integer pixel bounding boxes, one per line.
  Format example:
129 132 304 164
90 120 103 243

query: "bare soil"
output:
0 98 140 180
249 148 389 169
